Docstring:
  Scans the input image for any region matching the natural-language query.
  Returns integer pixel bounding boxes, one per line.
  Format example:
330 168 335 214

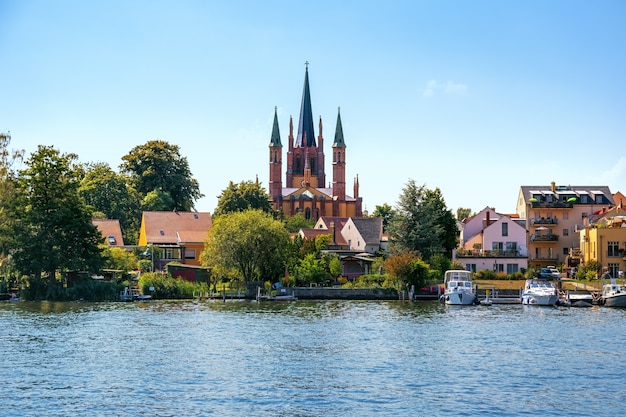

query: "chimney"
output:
330 221 336 245
551 181 556 193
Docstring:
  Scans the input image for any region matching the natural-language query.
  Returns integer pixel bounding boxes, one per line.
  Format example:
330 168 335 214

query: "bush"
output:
139 273 208 299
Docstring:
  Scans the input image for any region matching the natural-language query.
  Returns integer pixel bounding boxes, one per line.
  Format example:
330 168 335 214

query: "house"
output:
455 207 528 274
299 216 383 280
516 182 614 268
579 208 626 278
92 219 125 247
138 211 212 271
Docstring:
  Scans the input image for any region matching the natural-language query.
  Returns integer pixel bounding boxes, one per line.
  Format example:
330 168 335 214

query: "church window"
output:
305 208 311 220
311 158 316 171
295 155 301 171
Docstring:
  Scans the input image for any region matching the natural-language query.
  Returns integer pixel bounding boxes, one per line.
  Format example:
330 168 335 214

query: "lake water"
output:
1 299 624 417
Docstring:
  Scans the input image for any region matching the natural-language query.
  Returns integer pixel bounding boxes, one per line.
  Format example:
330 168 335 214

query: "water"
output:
1 300 624 417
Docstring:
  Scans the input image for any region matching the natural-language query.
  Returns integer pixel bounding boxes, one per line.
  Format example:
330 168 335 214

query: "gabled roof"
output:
347 217 383 244
93 219 124 246
283 186 331 199
141 211 212 245
315 216 348 230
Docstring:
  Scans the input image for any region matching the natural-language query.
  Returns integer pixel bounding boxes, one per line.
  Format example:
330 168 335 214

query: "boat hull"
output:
443 290 476 305
603 294 626 308
521 293 558 306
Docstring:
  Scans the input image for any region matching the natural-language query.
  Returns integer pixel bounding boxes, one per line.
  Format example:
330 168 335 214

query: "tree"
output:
384 249 431 289
214 180 273 217
102 246 138 273
283 212 315 233
11 146 104 298
295 253 327 285
78 162 141 244
370 203 396 232
0 132 23 290
389 179 458 261
141 188 175 212
456 207 472 221
201 209 290 283
120 140 203 211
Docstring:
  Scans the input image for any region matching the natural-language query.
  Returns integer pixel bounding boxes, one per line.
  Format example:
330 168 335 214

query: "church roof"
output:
295 63 316 148
269 107 281 146
332 108 345 148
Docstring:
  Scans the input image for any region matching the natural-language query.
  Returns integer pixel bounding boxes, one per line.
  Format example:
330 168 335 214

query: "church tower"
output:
268 107 282 200
268 64 363 220
332 107 346 202
286 62 325 188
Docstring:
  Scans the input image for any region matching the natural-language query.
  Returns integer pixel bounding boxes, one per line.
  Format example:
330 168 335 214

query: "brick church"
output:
269 64 363 221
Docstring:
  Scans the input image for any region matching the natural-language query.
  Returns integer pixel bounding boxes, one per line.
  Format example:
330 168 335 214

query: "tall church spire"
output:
333 107 346 147
295 62 315 148
269 106 282 146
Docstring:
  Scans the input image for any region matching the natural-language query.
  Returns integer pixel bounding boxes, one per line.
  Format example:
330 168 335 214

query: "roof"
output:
141 211 212 245
269 107 282 147
332 108 345 148
92 219 124 246
519 185 614 204
348 217 383 244
295 64 316 148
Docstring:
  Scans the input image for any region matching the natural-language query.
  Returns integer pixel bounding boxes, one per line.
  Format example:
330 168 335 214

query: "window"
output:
502 222 508 237
563 212 568 220
494 263 504 273
506 264 519 274
563 248 569 255
466 264 476 272
492 242 503 252
185 249 196 260
608 241 619 257
608 263 619 278
163 248 181 260
506 242 517 254
305 207 311 220
563 229 569 237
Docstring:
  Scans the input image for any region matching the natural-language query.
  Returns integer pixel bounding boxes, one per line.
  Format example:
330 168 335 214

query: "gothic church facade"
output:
269 65 363 221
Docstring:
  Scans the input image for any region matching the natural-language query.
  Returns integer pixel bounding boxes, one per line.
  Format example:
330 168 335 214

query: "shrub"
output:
139 273 208 299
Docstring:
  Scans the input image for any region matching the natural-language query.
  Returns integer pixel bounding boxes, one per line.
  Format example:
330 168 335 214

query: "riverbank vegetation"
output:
0 134 474 301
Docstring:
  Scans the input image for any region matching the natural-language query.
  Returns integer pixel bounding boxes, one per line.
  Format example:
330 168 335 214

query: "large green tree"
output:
11 146 104 296
78 162 141 244
370 203 396 232
389 179 458 260
214 179 273 217
120 140 203 212
201 209 290 283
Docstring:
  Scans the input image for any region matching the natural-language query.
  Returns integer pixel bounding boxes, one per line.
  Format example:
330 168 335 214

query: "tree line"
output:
0 133 464 300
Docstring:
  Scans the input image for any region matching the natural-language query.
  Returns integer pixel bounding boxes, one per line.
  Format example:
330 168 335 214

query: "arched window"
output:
305 207 311 220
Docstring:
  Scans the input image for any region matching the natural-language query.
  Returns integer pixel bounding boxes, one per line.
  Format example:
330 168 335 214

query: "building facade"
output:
516 182 614 268
269 65 363 221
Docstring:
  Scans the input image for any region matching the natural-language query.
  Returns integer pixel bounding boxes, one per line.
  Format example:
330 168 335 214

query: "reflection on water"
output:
1 300 625 416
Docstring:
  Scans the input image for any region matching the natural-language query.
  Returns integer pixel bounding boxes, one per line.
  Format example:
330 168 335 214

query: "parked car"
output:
539 267 560 279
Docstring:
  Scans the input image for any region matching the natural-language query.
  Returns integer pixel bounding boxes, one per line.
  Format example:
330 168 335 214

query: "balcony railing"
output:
456 249 524 258
531 234 559 242
530 201 573 209
531 217 558 225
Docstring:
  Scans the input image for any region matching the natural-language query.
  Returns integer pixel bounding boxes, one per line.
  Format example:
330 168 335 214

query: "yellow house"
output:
138 211 212 271
579 215 626 278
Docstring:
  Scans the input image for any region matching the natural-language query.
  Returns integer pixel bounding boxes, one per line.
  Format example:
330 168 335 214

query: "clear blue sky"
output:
2 0 625 216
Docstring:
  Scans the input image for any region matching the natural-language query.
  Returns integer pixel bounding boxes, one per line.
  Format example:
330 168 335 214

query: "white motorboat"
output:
521 278 558 306
441 270 476 305
600 282 626 307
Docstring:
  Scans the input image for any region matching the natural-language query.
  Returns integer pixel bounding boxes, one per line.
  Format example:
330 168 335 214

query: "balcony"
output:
531 217 558 226
456 249 524 258
530 201 573 209
531 234 559 242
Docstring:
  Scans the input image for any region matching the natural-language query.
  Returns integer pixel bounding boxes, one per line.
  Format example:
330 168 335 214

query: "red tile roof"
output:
141 211 212 244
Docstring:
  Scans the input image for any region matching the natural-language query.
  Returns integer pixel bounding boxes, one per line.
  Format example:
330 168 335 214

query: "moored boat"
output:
441 270 476 305
600 282 626 307
521 278 558 306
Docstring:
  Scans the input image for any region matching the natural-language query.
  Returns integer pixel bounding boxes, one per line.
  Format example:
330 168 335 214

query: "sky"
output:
1 0 625 216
